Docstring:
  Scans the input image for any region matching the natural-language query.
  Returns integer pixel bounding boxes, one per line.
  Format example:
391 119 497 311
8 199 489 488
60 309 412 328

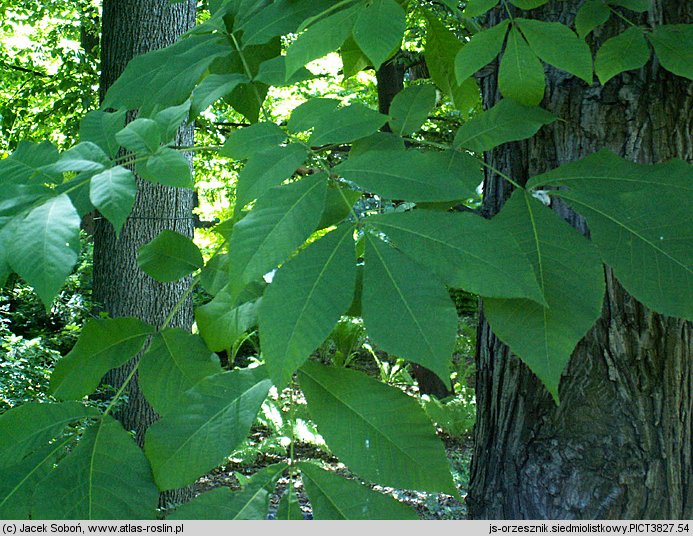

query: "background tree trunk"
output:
93 0 197 506
468 0 692 519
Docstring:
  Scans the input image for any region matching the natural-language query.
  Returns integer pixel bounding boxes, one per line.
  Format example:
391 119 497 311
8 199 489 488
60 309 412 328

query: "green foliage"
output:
49 318 155 400
352 0 406 70
299 462 418 519
144 367 271 491
168 463 287 520
259 224 356 387
1 0 692 520
299 362 458 494
647 25 693 80
484 191 605 402
453 98 555 152
137 230 204 283
388 83 437 136
7 195 80 309
595 27 651 84
499 26 545 106
33 416 159 520
421 394 476 439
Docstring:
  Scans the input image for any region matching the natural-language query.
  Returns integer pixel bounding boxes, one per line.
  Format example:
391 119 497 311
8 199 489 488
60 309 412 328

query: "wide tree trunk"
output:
93 0 197 504
468 0 692 519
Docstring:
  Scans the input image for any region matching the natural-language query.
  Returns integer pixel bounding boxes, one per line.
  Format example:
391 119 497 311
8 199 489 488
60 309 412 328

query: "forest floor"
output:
191 430 473 520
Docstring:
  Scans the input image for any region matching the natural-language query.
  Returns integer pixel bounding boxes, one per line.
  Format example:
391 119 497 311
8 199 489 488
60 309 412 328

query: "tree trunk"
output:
93 0 197 506
468 1 692 519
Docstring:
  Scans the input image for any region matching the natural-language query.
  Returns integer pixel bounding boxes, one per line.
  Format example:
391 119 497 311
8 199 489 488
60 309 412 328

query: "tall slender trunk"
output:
469 1 692 519
93 0 197 506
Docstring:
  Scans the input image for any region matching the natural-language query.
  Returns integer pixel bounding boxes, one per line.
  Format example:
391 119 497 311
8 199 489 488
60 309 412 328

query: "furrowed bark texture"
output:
94 0 197 505
469 1 692 519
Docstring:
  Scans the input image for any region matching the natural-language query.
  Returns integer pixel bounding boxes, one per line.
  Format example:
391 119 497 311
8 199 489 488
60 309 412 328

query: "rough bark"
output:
469 1 692 519
93 0 197 507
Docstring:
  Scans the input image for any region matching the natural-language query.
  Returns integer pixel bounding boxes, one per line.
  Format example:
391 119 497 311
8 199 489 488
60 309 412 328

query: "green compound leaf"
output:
239 0 334 45
363 233 457 384
32 417 159 520
8 194 80 308
80 110 126 159
462 0 499 18
1 436 76 519
139 328 221 416
455 20 509 83
228 174 327 295
340 35 370 79
49 317 155 400
52 142 111 174
350 131 406 157
309 103 389 147
509 0 549 8
388 83 437 136
299 462 419 520
453 98 556 152
285 6 358 79
595 27 651 84
153 101 192 142
137 147 193 189
288 98 340 133
484 190 605 402
0 402 99 468
0 403 98 518
367 210 545 304
103 33 229 113
352 0 406 70
276 485 304 520
298 362 457 494
516 19 593 84
334 148 478 202
89 166 136 237
647 24 693 81
254 55 315 86
138 230 203 283
220 122 287 160
235 144 308 210
195 288 261 352
0 140 60 185
145 367 272 490
608 0 649 12
499 26 545 106
426 15 481 112
317 185 361 230
528 151 693 320
575 0 611 39
260 224 356 388
115 118 161 155
190 73 248 117
168 463 287 520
